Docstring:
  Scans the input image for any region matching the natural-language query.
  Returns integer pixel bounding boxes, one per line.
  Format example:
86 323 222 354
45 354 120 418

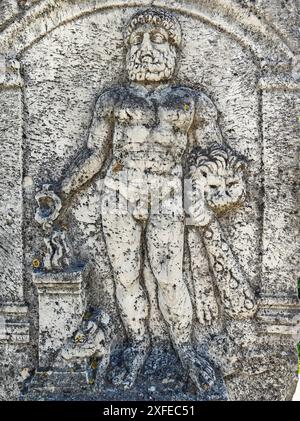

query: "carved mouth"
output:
141 53 153 61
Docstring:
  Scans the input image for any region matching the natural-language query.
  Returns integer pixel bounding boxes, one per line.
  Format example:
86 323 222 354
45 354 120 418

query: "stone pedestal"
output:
33 266 87 368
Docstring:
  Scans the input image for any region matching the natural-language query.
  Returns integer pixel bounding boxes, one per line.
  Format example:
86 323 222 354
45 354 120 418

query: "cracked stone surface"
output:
0 1 299 401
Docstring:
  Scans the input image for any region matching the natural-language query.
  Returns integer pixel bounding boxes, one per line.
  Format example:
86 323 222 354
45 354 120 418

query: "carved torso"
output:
107 84 196 176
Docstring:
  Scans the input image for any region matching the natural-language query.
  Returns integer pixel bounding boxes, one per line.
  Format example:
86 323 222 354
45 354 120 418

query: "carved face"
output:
200 167 246 213
126 24 177 82
189 147 247 215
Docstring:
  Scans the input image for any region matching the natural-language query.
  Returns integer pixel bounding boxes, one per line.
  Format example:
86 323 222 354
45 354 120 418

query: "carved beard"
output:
126 46 177 82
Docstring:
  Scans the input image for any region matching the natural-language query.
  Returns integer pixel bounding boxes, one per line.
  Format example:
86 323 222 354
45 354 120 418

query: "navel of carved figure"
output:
53 8 225 392
60 309 112 387
187 145 257 322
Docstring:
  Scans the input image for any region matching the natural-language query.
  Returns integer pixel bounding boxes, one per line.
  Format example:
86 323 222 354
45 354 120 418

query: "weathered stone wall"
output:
0 0 299 401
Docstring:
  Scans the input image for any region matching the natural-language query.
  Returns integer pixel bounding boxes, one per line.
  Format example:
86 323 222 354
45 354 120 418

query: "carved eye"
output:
130 33 143 45
151 32 166 44
209 184 218 189
227 181 239 188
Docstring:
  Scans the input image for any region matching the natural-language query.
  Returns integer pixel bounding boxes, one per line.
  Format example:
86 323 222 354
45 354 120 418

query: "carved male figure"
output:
59 8 223 391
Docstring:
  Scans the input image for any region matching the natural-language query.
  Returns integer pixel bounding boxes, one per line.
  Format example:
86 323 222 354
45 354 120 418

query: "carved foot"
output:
110 339 150 390
177 343 216 392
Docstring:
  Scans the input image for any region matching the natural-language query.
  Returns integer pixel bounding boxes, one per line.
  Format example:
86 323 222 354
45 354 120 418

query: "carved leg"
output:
188 228 219 325
146 216 216 391
110 338 150 390
101 191 150 388
94 352 111 389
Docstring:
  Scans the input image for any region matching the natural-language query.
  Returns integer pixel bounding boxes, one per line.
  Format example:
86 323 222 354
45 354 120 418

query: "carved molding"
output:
0 303 30 344
33 267 87 295
258 76 300 92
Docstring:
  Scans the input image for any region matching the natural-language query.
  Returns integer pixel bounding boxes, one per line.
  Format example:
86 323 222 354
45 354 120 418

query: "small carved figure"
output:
43 230 71 270
187 145 257 322
34 184 71 271
60 308 112 387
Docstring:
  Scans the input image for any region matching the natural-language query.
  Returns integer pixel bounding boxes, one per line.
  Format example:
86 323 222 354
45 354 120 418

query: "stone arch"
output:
0 0 295 67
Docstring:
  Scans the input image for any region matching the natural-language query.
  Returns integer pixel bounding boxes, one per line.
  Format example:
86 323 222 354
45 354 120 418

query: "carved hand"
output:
187 180 214 227
188 200 214 227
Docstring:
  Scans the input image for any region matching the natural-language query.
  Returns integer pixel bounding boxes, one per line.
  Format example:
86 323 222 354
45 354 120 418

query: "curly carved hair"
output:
187 144 248 178
124 8 182 47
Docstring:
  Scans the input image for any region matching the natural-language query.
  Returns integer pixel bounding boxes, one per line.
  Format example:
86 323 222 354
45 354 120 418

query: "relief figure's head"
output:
188 145 248 215
124 8 181 83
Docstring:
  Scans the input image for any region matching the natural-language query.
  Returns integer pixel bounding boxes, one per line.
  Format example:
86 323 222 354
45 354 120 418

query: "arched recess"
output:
0 0 296 66
0 1 299 405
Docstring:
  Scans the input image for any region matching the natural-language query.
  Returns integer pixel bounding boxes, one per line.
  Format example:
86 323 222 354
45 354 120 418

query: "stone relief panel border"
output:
0 0 299 399
0 56 29 345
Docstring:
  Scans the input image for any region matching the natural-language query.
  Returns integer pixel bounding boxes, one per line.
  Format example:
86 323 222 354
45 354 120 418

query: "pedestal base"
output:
33 266 87 369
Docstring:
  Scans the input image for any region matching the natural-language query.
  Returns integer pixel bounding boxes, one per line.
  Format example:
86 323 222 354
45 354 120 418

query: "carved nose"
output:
140 33 152 53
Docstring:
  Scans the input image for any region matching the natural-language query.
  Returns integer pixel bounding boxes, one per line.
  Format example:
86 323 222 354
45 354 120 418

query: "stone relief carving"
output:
187 145 256 322
59 308 112 388
59 7 228 393
31 8 230 393
11 4 297 401
34 184 72 271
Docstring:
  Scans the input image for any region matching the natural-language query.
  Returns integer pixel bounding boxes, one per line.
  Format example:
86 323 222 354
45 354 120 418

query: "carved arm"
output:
192 93 223 149
61 90 114 198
